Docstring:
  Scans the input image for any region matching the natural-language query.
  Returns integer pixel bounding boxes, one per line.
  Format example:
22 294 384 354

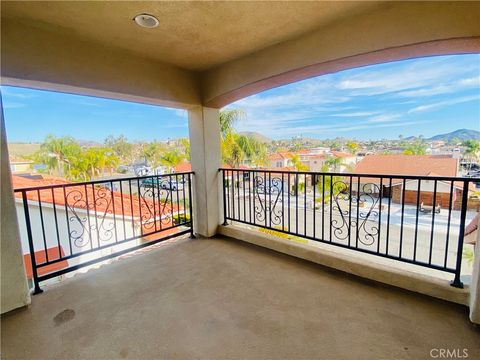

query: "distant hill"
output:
427 129 480 141
8 143 41 158
238 131 271 143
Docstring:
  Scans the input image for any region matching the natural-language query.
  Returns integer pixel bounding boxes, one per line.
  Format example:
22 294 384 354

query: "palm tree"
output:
290 154 308 171
161 150 184 171
33 135 81 177
222 132 244 167
402 141 427 155
325 156 343 172
219 109 245 138
178 138 190 161
462 140 480 172
315 164 343 205
235 135 268 167
141 141 165 167
289 154 308 195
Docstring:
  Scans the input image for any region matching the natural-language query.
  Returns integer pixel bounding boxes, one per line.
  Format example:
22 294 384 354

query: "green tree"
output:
140 141 166 166
403 141 427 155
219 109 245 138
235 135 268 167
462 139 480 171
315 164 343 205
74 147 119 180
178 138 191 161
450 137 461 146
160 150 184 171
222 132 244 167
219 109 269 167
346 141 359 155
104 135 133 162
325 156 343 172
290 154 308 171
32 135 81 177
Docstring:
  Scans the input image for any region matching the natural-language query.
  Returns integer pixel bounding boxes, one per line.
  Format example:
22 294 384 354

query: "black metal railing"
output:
220 168 479 288
15 172 194 293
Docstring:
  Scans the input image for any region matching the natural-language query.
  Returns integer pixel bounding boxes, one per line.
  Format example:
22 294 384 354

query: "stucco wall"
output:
1 19 201 109
202 1 480 107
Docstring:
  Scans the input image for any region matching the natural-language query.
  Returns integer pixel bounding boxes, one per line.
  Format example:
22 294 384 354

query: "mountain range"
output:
241 129 480 143
426 129 480 141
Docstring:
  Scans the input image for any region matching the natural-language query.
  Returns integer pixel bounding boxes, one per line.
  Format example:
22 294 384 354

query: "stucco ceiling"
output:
1 1 381 71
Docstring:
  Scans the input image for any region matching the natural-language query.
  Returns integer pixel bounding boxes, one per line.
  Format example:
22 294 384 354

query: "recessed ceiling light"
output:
133 14 159 28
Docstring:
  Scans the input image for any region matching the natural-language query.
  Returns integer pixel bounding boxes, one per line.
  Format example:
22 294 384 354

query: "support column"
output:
0 93 31 314
469 217 480 324
188 106 222 237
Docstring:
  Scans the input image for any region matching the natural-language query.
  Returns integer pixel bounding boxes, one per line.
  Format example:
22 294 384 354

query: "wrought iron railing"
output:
220 168 479 288
14 172 194 293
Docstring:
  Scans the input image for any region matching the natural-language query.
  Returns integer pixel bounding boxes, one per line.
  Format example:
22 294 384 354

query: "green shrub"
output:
173 213 190 225
259 227 308 244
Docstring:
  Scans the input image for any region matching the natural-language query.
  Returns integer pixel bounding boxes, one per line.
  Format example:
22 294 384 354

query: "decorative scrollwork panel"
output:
331 181 380 246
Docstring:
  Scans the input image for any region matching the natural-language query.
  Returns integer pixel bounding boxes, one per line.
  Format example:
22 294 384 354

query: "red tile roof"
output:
331 151 353 158
174 162 192 173
354 155 458 177
268 152 294 160
465 214 478 244
12 175 182 220
296 149 310 155
23 247 69 279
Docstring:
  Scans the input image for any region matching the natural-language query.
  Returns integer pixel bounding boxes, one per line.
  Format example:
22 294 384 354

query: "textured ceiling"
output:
1 1 381 71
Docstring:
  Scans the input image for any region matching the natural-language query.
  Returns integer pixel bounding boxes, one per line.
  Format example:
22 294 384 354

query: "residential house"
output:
13 174 182 285
353 154 474 209
10 160 34 174
268 152 294 169
330 151 357 171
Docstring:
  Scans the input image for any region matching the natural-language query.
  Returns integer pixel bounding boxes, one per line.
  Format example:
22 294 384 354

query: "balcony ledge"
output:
218 225 470 306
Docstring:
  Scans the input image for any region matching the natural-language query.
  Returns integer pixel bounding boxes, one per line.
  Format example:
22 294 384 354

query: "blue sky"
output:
2 54 479 142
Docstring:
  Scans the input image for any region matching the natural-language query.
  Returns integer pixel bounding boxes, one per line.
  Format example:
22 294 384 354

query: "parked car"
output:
141 178 184 191
254 180 283 195
466 171 480 178
161 180 184 191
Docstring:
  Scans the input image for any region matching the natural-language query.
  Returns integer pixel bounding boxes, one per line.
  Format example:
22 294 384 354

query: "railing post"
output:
221 170 228 226
188 173 196 238
22 191 43 294
450 179 469 288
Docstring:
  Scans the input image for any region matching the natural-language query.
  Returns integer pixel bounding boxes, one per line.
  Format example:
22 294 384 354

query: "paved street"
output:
226 189 477 275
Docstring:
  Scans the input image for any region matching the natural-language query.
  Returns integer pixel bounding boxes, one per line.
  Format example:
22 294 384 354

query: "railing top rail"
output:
14 171 195 192
218 168 476 183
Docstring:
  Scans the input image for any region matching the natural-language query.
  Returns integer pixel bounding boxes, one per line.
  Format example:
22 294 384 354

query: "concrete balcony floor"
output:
2 236 479 360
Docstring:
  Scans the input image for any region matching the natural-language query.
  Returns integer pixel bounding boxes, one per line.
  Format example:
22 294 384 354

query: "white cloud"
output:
260 120 429 138
3 102 25 109
169 108 187 118
331 111 378 117
398 75 480 98
336 57 479 96
408 95 480 114
227 54 479 139
0 87 36 99
367 113 401 123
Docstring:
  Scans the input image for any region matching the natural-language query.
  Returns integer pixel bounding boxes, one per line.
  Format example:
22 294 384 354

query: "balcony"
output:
3 168 480 357
2 1 480 358
2 236 479 359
